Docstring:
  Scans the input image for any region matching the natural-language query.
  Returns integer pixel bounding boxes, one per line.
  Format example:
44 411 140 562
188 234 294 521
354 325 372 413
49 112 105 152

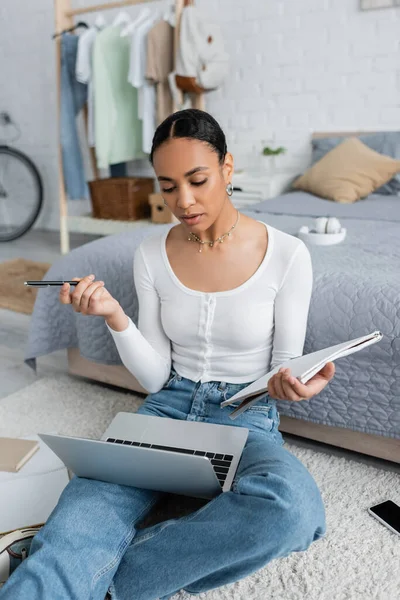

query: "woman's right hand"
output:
59 274 121 319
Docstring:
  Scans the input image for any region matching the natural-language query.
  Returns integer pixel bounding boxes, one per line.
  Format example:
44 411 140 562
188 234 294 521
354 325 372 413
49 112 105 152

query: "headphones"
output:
299 217 342 235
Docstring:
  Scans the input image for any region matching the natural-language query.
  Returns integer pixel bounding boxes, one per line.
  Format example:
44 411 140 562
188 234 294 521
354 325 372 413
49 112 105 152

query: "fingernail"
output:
89 274 95 280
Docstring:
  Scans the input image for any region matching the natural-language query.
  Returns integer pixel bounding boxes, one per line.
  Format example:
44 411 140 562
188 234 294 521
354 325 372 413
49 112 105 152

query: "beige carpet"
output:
0 258 50 314
1 374 400 600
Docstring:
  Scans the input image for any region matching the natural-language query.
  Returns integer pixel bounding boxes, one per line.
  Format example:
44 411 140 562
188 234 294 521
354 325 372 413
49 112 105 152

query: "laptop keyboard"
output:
105 437 233 488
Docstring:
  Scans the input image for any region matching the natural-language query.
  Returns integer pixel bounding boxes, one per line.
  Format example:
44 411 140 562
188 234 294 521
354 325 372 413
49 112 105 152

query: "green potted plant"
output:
260 144 286 174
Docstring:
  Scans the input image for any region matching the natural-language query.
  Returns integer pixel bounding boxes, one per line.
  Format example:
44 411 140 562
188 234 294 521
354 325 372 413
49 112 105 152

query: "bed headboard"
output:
312 131 368 139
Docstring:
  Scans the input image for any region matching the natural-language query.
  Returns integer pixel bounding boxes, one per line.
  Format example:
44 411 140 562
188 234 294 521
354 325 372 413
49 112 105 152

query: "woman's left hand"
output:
267 362 335 402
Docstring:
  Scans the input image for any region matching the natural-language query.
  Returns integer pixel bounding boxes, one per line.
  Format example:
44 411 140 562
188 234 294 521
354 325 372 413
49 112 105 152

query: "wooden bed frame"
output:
67 131 400 465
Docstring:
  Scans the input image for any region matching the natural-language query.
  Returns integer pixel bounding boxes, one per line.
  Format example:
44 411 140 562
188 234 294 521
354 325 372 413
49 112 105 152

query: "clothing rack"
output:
54 0 205 254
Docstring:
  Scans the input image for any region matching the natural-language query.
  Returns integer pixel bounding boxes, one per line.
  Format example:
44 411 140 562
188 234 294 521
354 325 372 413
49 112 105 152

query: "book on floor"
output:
221 330 383 418
0 434 70 534
0 438 39 472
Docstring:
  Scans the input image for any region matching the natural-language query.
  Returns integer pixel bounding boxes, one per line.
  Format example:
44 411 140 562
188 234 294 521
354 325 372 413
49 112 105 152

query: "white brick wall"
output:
0 0 399 232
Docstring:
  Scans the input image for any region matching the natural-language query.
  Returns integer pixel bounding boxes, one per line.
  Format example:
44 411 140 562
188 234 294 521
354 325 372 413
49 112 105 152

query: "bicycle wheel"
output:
0 145 43 242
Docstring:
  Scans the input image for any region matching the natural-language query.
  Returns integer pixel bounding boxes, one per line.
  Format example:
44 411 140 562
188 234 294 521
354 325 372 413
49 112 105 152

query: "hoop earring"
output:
226 182 233 197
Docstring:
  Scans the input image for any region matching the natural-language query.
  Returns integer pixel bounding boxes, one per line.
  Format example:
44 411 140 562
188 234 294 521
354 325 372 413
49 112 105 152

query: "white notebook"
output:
221 330 383 418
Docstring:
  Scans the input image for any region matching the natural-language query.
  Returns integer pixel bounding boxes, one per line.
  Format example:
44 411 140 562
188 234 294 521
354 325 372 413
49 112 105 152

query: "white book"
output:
220 330 383 418
0 434 70 534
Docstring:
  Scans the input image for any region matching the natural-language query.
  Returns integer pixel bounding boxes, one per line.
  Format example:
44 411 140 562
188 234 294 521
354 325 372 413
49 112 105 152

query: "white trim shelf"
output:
67 215 158 236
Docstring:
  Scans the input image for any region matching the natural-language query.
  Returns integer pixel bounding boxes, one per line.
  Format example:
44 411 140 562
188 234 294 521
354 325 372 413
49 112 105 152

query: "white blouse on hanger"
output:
76 26 103 147
128 14 160 154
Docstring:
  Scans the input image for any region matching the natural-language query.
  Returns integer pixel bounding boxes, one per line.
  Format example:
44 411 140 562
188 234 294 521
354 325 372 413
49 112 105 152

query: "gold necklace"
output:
187 211 240 253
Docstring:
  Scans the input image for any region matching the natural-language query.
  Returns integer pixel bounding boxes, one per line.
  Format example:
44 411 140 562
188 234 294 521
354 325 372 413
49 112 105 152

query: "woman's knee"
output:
281 482 326 547
273 451 326 535
236 465 326 554
243 488 326 560
286 477 326 543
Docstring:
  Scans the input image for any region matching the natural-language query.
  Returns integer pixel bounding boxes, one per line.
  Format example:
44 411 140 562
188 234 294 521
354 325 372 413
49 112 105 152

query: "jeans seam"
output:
91 494 160 590
187 379 203 415
164 374 176 389
165 372 183 390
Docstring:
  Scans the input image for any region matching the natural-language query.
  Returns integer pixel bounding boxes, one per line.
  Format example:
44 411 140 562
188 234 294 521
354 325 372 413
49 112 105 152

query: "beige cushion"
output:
292 137 400 203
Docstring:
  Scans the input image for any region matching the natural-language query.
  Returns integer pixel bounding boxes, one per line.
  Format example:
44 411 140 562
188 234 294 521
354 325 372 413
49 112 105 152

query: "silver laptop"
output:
39 413 248 500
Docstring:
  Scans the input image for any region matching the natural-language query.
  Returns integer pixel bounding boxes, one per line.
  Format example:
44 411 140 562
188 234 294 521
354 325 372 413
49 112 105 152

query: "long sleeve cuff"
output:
106 315 135 337
106 317 171 393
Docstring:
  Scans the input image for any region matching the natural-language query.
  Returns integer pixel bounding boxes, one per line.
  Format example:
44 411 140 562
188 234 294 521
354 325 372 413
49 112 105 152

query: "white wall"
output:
0 0 399 231
206 0 400 172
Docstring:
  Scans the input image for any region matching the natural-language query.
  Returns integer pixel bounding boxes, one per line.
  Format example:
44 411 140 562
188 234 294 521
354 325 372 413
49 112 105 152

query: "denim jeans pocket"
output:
226 401 272 415
220 388 282 438
222 388 272 414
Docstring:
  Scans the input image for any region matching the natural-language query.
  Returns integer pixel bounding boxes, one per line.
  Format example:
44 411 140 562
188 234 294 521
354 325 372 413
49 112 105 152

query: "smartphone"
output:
368 500 400 537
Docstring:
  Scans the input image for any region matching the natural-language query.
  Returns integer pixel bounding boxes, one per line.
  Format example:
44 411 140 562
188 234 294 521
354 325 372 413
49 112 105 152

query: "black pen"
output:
24 281 79 287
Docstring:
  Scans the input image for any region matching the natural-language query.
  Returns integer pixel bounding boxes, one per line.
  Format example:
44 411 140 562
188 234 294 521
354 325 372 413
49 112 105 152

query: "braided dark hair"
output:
150 109 227 165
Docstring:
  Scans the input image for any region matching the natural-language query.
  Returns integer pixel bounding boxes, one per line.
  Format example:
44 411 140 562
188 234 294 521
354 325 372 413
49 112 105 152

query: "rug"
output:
0 258 51 314
1 374 399 600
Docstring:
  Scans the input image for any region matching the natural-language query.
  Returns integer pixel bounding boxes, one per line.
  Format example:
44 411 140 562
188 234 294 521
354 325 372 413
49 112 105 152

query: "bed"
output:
25 136 400 465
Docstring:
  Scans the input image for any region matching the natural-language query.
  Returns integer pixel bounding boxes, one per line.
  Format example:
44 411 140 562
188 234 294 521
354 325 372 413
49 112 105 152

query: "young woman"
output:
1 109 334 600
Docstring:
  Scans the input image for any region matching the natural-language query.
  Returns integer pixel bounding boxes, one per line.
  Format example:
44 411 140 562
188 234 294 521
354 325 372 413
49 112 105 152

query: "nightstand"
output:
231 171 294 209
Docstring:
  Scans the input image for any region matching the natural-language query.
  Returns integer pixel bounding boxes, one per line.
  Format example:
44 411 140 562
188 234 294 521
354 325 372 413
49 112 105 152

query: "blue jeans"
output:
60 33 89 200
0 370 326 600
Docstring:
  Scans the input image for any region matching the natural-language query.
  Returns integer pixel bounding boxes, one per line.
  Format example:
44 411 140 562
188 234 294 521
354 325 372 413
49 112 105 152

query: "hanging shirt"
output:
92 26 145 169
76 27 97 82
76 26 99 147
106 223 313 394
146 20 174 125
128 16 158 154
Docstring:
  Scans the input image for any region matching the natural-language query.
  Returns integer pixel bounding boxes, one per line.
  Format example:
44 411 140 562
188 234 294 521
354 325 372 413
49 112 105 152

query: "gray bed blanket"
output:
25 191 400 439
246 190 400 222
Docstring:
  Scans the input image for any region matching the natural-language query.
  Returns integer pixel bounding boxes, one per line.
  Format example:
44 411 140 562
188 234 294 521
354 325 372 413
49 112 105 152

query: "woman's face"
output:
152 137 234 231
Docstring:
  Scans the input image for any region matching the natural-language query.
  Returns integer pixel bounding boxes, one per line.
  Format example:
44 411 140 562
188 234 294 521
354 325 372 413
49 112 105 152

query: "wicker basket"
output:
89 177 154 221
